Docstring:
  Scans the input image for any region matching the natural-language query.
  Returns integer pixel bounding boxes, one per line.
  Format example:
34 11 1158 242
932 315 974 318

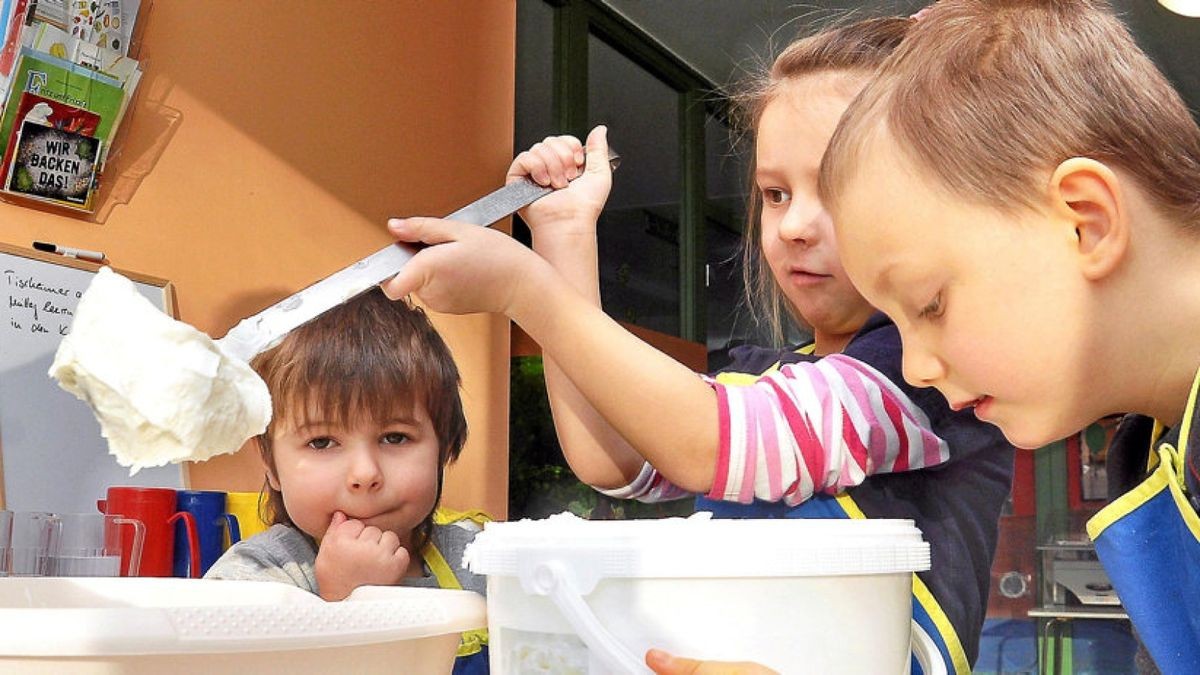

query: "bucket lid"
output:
465 513 930 582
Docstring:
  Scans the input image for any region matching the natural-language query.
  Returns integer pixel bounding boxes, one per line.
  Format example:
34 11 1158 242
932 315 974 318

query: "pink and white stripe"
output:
706 354 948 505
598 461 692 503
599 354 949 505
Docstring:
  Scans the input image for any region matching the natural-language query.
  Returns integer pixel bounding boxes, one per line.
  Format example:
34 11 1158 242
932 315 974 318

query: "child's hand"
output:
382 216 552 317
314 511 409 601
509 125 612 246
645 649 779 675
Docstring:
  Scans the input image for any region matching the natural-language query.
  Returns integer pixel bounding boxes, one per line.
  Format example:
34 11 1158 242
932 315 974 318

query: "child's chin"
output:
999 422 1059 451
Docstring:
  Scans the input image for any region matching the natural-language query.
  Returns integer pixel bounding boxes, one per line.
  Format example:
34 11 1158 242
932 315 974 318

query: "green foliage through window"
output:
509 356 693 520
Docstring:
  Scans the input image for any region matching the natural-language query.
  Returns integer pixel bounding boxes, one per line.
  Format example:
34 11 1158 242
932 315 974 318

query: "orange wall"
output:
0 2 516 518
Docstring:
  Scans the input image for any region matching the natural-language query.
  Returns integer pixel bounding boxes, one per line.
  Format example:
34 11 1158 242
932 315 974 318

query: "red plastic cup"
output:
97 487 199 578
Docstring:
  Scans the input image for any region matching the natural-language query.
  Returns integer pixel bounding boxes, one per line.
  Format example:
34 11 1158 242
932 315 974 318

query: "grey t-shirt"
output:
205 520 486 596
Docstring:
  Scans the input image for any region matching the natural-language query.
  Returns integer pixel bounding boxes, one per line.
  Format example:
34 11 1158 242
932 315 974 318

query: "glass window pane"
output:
513 1 556 248
515 0 554 152
588 34 681 336
706 114 748 205
703 114 760 366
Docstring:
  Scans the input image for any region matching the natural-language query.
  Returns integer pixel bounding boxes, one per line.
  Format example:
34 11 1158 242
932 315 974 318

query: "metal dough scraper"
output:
217 150 619 362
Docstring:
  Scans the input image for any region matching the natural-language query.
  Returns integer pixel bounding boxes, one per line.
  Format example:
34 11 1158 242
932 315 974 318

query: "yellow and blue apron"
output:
425 508 491 674
696 343 969 675
1085 369 1200 673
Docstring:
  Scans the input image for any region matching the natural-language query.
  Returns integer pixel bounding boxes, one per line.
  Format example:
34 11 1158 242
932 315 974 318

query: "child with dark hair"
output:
206 287 488 672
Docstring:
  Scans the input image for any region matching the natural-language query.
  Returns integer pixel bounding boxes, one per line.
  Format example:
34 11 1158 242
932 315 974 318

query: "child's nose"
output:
777 203 828 244
346 450 383 491
901 339 946 387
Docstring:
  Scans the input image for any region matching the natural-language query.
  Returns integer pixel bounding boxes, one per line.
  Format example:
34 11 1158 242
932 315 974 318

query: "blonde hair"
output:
732 17 911 345
250 288 467 553
819 0 1200 228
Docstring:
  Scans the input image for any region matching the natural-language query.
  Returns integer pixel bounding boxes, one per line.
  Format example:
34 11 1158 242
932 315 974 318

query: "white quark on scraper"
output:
49 267 272 474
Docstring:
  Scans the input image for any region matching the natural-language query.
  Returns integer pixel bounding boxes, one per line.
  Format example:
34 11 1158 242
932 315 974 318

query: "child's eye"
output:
761 187 791 206
917 292 944 320
381 432 410 445
306 437 336 450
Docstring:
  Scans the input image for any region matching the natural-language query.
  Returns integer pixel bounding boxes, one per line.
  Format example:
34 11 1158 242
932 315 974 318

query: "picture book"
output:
0 89 97 166
0 46 123 166
69 0 123 52
37 0 134 55
0 0 18 46
24 18 139 83
4 117 100 209
0 0 31 82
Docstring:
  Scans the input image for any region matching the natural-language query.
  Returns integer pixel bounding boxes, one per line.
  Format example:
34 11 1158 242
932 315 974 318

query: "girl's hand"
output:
509 125 612 244
645 649 779 675
381 216 552 317
314 511 409 601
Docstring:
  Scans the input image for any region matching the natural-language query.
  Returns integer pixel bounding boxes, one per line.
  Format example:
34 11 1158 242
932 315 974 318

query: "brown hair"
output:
732 17 911 345
250 287 467 553
820 0 1200 228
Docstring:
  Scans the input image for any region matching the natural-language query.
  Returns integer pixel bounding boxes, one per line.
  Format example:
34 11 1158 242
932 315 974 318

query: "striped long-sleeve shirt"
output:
602 353 950 505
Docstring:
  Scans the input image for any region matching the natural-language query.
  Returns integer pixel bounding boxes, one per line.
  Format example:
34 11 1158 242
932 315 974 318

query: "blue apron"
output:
1086 370 1200 674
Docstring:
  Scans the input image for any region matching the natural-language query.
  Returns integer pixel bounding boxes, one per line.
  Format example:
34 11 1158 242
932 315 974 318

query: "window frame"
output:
541 0 742 344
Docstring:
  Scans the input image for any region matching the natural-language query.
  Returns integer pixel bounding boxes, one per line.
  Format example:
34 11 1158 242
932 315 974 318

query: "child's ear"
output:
1048 157 1129 281
256 436 282 490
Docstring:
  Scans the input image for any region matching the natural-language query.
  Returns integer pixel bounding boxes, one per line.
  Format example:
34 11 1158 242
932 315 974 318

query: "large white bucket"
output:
466 514 940 674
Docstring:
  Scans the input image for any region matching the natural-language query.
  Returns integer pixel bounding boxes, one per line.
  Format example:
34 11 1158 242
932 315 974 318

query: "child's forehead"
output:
777 71 864 100
275 397 429 432
830 132 961 286
834 131 927 225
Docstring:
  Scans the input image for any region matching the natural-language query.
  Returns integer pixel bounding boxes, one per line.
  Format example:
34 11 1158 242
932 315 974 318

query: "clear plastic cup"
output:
8 512 56 576
0 511 12 577
46 513 144 577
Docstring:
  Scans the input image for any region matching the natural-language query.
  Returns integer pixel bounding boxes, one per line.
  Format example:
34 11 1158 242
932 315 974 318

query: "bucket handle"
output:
525 560 652 674
526 559 945 675
911 619 947 675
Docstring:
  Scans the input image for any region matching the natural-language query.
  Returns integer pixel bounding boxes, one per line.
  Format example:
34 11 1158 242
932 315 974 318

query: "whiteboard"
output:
0 242 184 514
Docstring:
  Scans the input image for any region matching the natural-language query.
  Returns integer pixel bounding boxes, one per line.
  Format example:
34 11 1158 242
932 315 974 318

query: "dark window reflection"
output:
589 34 681 336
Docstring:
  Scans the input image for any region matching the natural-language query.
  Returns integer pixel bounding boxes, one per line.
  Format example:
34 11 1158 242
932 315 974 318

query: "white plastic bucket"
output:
466 514 940 675
0 577 485 674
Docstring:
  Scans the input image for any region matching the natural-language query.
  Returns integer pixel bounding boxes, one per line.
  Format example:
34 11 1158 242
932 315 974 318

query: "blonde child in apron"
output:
819 1 1200 672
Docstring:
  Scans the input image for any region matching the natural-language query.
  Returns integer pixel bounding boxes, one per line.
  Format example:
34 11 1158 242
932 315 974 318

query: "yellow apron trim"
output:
422 539 489 657
1159 446 1200 542
834 492 867 519
1144 422 1165 474
911 574 971 675
433 507 493 528
455 628 488 658
1089 366 1200 539
715 371 764 386
1174 366 1200 456
713 343 816 386
835 494 970 675
1086 453 1169 539
422 541 462 590
1086 444 1200 544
